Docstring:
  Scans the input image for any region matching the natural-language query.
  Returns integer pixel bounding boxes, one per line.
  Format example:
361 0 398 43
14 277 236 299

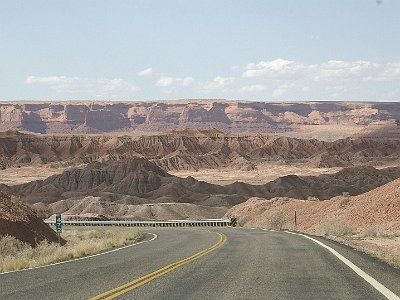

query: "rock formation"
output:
1 101 399 135
3 158 400 209
1 131 400 171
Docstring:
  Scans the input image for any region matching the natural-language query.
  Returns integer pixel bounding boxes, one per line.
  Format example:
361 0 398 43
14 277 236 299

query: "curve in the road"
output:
89 232 227 300
285 231 400 300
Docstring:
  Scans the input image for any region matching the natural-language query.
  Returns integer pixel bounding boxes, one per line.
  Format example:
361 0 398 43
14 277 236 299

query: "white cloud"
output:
137 67 153 76
272 84 292 98
201 76 236 93
243 59 297 78
25 76 139 99
242 58 400 83
238 84 266 93
155 76 194 87
239 58 400 99
156 76 174 87
182 77 195 86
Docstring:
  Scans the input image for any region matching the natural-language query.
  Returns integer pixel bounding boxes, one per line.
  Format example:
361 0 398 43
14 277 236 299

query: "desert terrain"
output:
1 100 399 267
1 101 400 139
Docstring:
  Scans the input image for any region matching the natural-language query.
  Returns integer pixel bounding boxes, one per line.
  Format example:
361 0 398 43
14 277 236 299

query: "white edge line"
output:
284 231 399 300
0 232 158 276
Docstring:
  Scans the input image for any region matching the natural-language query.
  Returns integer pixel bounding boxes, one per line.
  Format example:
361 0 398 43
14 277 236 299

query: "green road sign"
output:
55 213 62 233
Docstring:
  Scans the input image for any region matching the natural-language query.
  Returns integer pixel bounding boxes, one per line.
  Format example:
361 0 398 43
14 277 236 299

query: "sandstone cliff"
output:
1 101 398 135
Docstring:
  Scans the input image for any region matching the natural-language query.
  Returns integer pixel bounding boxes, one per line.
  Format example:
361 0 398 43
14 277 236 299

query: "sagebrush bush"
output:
268 209 286 230
362 226 380 238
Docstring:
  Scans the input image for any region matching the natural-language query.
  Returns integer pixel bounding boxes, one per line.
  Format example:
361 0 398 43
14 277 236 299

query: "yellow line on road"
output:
89 232 227 300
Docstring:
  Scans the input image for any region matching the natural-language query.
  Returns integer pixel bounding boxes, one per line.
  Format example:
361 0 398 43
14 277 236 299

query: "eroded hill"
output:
2 158 400 221
1 131 400 172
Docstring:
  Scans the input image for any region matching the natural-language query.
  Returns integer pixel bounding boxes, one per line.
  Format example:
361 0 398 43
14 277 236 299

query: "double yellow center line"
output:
89 232 227 300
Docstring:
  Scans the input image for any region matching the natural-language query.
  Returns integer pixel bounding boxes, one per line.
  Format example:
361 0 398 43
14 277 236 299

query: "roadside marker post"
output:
294 210 297 232
55 213 62 243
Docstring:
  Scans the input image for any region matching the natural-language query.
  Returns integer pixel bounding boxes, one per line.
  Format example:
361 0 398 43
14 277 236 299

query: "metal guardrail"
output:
44 218 237 227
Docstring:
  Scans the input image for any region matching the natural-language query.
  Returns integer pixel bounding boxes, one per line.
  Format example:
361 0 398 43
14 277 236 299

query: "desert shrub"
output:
339 192 351 208
0 235 29 256
361 226 380 238
268 209 286 230
361 226 395 238
271 198 288 207
320 217 355 237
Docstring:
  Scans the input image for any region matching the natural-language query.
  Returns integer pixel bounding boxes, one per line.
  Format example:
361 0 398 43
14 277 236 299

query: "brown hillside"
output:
0 192 62 246
226 178 400 232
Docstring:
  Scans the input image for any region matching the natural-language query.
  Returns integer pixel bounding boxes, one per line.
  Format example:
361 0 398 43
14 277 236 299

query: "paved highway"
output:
0 228 399 299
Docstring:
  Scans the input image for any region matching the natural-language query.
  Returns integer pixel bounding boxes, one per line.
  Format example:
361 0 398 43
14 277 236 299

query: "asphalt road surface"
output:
1 228 399 300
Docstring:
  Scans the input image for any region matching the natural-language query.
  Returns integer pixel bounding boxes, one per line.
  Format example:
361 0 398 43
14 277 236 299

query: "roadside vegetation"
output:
342 228 400 269
319 217 355 237
316 222 400 269
0 228 142 273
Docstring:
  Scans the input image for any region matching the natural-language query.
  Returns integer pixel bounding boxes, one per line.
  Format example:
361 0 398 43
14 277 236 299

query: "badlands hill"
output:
2 158 242 207
226 178 400 232
1 101 399 136
1 130 400 171
42 199 228 221
0 192 62 246
2 158 400 220
352 120 400 140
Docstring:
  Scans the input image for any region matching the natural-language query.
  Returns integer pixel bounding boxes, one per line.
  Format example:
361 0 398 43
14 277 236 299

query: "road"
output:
0 228 399 300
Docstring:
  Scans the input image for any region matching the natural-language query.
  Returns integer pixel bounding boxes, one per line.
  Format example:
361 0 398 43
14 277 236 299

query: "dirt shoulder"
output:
330 235 400 269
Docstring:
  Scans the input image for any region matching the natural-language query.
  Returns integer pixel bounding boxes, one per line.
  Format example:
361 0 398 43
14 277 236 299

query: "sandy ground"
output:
0 166 68 185
335 236 400 268
0 162 341 187
171 163 342 185
282 124 365 140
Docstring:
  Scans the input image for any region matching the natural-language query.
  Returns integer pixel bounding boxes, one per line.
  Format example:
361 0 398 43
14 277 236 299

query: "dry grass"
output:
0 228 142 273
319 217 355 237
360 226 386 238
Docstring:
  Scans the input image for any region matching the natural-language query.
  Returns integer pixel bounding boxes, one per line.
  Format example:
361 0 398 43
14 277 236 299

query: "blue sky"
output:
1 0 399 101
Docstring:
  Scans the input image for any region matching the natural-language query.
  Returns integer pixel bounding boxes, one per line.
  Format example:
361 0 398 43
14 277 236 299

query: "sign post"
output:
294 210 297 232
55 213 62 243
